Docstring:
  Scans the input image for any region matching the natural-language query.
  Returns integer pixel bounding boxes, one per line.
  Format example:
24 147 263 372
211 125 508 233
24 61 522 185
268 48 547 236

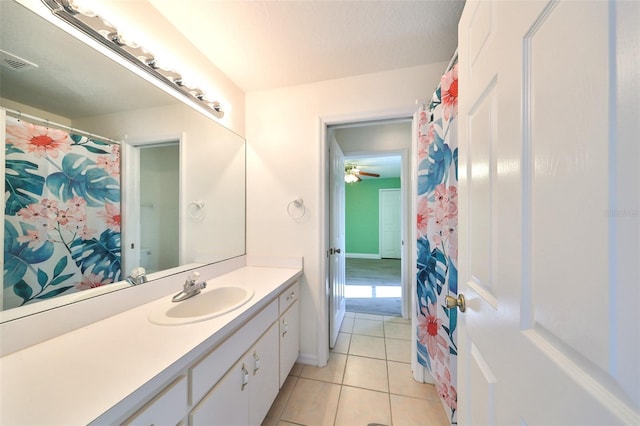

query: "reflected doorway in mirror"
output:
123 138 180 275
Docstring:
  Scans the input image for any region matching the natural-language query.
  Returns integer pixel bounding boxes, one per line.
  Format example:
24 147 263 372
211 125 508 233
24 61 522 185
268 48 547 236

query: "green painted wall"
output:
345 178 401 255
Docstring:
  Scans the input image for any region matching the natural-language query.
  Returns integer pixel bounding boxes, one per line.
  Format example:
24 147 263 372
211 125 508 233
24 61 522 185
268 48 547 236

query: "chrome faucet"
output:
125 267 147 286
172 271 207 302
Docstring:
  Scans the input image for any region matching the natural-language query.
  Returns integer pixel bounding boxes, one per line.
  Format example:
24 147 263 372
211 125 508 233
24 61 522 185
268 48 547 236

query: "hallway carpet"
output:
345 258 402 316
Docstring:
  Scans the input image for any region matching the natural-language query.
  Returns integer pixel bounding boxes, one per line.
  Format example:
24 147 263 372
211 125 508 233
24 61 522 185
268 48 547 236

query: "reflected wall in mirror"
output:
1 0 246 321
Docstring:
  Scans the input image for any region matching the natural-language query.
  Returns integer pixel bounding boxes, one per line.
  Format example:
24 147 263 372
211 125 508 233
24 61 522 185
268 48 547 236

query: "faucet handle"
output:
189 271 200 282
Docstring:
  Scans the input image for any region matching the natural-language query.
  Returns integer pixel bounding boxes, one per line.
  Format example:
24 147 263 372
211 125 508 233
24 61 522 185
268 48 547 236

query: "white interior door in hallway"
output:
379 188 401 259
329 136 346 349
457 0 639 424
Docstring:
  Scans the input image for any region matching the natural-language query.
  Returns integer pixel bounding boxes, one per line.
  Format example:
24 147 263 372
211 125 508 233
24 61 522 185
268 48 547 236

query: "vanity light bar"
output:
40 0 224 119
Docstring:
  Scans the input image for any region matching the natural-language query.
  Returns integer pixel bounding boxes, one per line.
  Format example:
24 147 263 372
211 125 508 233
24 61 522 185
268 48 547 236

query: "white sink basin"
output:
149 286 254 326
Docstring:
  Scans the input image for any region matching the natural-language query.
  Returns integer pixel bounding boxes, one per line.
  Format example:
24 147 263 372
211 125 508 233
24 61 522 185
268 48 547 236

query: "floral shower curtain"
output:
3 114 121 310
416 54 459 424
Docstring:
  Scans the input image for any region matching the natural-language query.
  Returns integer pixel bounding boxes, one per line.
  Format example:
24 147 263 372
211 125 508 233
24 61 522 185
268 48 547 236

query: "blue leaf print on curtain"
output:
5 157 45 215
416 55 459 424
3 116 122 309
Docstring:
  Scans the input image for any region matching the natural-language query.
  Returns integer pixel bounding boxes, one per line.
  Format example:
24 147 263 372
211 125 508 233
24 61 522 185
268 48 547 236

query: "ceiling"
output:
149 0 465 92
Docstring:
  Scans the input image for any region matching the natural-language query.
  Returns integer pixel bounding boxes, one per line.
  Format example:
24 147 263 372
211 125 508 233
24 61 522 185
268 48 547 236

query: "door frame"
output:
122 133 184 276
318 107 415 366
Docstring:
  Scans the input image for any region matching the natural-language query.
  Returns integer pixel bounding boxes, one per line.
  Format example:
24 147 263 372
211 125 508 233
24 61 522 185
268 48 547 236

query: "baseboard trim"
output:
345 253 381 259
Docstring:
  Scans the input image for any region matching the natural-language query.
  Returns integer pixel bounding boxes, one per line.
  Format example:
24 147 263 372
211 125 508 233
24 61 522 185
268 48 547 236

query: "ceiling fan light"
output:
344 173 360 183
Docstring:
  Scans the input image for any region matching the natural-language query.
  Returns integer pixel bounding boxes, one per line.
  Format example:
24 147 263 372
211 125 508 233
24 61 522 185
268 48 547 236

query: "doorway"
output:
123 139 180 275
343 159 403 317
328 119 412 331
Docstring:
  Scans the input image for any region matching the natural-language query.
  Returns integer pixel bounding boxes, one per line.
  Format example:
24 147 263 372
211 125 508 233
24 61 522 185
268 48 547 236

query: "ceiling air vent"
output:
0 49 39 72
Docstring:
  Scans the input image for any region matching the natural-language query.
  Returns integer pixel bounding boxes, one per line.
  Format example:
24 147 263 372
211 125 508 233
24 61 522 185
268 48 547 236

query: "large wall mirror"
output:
1 0 246 322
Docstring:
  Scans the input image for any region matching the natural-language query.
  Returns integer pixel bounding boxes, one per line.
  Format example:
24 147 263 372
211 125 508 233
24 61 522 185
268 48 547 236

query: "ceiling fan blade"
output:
357 171 380 177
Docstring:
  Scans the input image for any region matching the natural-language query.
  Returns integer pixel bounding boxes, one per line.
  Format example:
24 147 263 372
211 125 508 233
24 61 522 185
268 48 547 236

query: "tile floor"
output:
262 312 449 426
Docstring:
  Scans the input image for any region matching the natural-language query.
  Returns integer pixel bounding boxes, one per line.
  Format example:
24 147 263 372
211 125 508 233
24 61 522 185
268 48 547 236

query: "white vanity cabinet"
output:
278 281 300 387
2 264 304 426
190 323 279 426
117 280 301 426
122 376 188 426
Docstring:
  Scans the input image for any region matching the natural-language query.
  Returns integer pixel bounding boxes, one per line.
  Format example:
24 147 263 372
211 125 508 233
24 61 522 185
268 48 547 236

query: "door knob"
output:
445 294 466 312
335 248 341 254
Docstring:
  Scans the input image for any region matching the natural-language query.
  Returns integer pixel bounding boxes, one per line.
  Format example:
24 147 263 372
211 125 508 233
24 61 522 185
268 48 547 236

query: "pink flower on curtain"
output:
80 225 97 240
436 366 458 410
40 198 59 212
434 184 458 221
75 273 113 290
96 145 120 177
55 209 72 226
441 64 459 121
68 196 87 211
417 196 433 238
6 122 71 158
16 229 48 249
97 203 121 232
417 304 449 361
17 203 48 223
418 122 436 162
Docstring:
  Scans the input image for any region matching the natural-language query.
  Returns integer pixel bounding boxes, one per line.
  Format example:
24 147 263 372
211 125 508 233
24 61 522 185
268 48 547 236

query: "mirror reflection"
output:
1 0 246 319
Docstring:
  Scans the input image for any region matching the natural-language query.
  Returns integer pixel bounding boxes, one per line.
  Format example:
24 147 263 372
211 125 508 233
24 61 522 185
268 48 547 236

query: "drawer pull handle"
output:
282 320 289 337
241 364 249 390
253 351 261 375
286 291 295 301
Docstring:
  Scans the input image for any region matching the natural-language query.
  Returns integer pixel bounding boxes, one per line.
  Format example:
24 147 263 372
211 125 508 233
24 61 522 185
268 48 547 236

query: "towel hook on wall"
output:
188 200 205 220
287 198 306 220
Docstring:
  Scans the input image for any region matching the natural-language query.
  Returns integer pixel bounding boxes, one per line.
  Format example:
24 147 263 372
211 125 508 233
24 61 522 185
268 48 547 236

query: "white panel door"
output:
457 0 639 424
329 136 346 348
379 189 401 259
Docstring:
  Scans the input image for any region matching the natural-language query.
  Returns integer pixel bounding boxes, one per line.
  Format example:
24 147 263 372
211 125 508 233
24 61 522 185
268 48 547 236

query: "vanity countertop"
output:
0 265 302 425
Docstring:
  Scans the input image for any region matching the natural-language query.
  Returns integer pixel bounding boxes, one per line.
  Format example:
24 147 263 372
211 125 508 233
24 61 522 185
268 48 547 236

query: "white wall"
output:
75 103 246 270
246 62 449 364
334 120 412 155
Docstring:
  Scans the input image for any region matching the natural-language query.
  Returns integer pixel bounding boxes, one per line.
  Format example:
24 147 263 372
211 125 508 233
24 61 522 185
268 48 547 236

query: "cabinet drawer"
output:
190 299 278 405
279 300 299 388
278 281 299 314
123 375 187 426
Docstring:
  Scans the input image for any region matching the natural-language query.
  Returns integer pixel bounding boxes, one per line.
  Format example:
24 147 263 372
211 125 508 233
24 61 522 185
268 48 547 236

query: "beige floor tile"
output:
266 375 298 420
289 363 303 377
385 338 411 363
332 332 351 354
260 415 277 426
334 386 391 426
343 355 389 392
352 318 385 337
388 361 440 401
390 394 450 426
276 422 299 426
300 352 347 384
340 316 354 333
280 378 341 426
384 315 410 324
348 334 386 359
345 311 356 318
384 321 411 340
355 312 384 321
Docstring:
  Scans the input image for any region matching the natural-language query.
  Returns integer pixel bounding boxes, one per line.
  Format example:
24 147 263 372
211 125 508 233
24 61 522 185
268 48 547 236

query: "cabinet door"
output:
248 323 279 425
279 300 299 387
123 376 187 426
190 357 250 426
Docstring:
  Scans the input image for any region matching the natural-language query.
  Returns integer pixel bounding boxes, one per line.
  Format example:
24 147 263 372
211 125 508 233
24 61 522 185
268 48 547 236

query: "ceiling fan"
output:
344 164 380 183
